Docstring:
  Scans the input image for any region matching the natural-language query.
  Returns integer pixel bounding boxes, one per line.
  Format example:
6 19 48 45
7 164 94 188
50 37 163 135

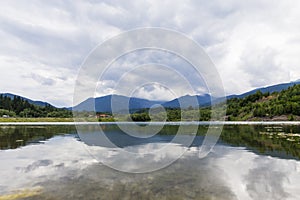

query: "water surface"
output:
0 123 300 200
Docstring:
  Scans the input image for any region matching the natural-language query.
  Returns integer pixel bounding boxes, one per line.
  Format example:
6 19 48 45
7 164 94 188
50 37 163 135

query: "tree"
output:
253 105 266 117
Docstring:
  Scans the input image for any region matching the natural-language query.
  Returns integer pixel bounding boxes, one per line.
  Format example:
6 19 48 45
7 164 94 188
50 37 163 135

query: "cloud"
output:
0 0 300 106
213 146 300 200
240 47 289 87
132 84 177 101
27 73 56 86
91 50 209 103
245 161 289 200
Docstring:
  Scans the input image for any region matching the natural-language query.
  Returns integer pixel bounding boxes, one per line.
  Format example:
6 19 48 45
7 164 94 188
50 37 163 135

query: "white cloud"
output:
0 0 300 106
92 50 208 102
132 84 177 101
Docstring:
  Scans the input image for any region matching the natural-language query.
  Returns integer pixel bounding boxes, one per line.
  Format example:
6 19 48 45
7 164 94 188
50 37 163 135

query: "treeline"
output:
129 107 212 122
129 84 300 121
227 84 300 120
0 95 72 118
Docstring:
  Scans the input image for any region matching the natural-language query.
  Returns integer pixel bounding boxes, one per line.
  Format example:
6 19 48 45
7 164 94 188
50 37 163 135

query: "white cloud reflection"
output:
0 136 300 199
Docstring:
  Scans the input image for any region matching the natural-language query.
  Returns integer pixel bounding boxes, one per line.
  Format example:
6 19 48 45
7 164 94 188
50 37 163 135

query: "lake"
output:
0 123 300 200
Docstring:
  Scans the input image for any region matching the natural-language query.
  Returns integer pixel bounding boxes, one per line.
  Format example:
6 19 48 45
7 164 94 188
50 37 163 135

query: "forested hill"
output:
0 94 72 118
226 84 300 121
1 82 299 121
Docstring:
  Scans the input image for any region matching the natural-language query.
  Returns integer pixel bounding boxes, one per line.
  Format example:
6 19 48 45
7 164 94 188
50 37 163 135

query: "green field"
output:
0 117 75 122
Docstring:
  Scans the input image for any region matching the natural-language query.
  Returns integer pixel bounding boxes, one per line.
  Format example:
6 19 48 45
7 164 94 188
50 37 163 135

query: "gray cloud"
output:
0 0 300 106
241 47 289 87
28 73 56 86
245 159 289 200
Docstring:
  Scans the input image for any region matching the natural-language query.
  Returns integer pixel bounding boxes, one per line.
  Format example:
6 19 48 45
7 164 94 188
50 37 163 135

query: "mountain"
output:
72 95 165 113
226 83 300 121
130 83 300 122
73 80 300 113
0 93 53 107
4 80 295 113
227 80 300 99
0 93 72 118
165 80 300 108
162 94 212 108
73 94 217 113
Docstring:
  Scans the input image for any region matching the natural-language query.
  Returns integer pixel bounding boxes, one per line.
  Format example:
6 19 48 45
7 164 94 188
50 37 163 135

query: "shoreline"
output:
0 121 300 126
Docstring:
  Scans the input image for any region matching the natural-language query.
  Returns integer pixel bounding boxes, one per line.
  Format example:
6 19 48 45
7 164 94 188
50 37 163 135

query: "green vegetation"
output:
0 117 74 123
1 123 299 160
98 117 115 122
0 125 76 149
1 84 300 122
73 111 115 122
127 84 300 122
221 125 300 159
129 108 212 122
0 94 72 118
226 84 300 120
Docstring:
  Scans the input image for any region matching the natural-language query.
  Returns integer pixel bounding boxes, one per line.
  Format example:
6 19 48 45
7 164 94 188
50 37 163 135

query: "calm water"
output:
0 123 300 200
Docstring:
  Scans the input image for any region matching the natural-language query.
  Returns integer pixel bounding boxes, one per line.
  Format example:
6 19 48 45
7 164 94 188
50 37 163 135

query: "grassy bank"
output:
0 117 74 122
1 116 298 123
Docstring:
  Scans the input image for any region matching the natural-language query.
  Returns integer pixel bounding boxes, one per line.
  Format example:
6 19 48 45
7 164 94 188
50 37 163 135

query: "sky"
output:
1 0 300 107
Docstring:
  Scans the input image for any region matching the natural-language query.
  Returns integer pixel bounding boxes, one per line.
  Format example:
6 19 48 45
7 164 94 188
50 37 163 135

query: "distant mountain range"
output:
73 80 300 112
73 95 165 113
226 80 300 99
72 94 215 113
2 80 300 112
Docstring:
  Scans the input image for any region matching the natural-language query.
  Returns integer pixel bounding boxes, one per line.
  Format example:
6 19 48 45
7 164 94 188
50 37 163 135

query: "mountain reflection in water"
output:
0 124 299 199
